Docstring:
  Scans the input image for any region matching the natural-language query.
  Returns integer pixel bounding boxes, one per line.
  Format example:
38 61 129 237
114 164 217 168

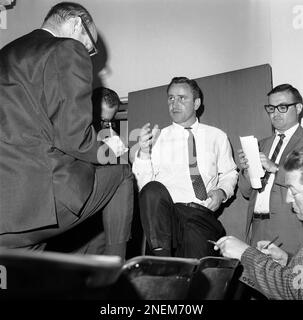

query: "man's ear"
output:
194 98 201 111
296 103 303 115
71 16 82 33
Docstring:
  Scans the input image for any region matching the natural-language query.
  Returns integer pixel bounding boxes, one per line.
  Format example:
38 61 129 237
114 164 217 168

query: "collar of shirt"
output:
172 118 199 135
41 28 56 37
275 123 299 141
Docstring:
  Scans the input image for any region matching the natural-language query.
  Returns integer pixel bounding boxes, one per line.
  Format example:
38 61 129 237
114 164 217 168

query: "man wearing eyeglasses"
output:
92 87 120 134
0 2 133 259
214 150 303 300
238 84 303 257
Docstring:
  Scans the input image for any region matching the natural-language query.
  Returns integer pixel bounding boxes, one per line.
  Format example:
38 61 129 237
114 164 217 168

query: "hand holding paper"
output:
239 136 264 189
103 135 128 157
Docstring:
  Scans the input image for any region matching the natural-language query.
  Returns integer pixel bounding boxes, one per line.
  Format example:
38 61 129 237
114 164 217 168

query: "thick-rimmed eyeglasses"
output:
264 103 298 113
79 15 98 57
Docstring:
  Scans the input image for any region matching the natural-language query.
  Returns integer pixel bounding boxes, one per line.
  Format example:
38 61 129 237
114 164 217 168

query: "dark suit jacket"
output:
240 246 303 300
239 126 303 253
0 30 101 240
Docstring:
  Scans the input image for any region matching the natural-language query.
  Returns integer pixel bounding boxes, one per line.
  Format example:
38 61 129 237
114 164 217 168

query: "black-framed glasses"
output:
264 102 298 113
79 15 98 57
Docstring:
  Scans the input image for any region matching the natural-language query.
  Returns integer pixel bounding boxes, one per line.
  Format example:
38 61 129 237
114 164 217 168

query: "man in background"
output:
0 2 133 258
238 84 303 255
132 77 238 258
92 86 120 134
215 150 303 300
92 86 128 165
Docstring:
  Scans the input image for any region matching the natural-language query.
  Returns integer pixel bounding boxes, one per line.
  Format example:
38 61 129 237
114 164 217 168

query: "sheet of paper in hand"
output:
103 135 129 157
240 135 264 189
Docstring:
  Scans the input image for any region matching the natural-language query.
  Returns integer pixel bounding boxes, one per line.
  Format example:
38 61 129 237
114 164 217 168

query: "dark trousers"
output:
1 165 134 259
139 181 226 258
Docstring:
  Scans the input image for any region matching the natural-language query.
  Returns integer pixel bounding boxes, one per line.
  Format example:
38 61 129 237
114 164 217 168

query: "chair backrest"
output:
122 255 200 300
0 248 122 299
187 256 241 300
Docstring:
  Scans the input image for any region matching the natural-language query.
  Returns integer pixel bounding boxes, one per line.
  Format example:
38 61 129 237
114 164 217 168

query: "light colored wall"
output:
270 0 303 95
1 0 272 98
1 0 302 98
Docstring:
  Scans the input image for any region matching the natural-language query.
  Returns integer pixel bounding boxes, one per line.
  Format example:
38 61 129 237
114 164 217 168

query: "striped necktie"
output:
259 133 285 192
186 127 208 201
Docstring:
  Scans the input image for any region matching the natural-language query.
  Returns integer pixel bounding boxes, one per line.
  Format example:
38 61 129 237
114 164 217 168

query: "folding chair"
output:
0 248 122 299
187 256 241 300
122 255 200 300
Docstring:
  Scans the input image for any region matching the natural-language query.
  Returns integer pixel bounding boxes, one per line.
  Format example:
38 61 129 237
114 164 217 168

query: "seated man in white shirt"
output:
132 77 238 258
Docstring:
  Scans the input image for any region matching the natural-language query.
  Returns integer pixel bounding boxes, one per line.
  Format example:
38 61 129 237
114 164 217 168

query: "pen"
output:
207 239 218 246
263 235 279 249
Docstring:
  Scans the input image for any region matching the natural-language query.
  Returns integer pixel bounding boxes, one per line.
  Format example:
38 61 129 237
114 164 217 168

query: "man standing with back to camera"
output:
132 77 238 258
238 84 303 256
0 2 133 259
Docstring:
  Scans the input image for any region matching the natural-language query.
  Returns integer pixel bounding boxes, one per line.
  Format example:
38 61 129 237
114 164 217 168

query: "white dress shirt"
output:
254 123 299 213
132 119 238 207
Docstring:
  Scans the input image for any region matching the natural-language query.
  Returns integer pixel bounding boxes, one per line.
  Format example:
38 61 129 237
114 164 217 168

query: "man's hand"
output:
214 236 250 260
257 241 288 266
138 123 160 159
207 189 226 211
259 152 278 173
237 149 250 179
238 148 249 170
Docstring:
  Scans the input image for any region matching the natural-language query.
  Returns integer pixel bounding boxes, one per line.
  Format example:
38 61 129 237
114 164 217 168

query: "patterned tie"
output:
186 128 208 201
259 133 285 192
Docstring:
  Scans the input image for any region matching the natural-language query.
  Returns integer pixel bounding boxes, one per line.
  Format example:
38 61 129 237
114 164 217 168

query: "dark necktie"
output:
186 128 208 201
259 133 285 192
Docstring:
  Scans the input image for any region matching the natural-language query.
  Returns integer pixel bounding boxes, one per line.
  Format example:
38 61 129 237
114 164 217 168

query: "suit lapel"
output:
260 135 275 155
279 126 303 165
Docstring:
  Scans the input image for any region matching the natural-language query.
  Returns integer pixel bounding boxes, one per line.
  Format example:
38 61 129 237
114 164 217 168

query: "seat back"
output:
0 248 122 299
122 255 200 300
187 256 241 300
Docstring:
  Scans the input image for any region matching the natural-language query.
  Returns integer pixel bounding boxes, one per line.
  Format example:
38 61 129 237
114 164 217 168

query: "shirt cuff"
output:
216 185 231 202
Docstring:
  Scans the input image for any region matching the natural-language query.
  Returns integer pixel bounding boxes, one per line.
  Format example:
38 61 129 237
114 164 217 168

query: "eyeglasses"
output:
264 103 298 113
79 15 98 57
101 119 112 129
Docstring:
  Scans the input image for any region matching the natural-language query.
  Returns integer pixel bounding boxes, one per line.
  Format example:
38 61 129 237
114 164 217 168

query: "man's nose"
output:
273 107 281 116
172 97 181 106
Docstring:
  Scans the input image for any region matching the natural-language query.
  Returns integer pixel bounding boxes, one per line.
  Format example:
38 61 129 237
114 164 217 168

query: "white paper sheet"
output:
240 135 264 189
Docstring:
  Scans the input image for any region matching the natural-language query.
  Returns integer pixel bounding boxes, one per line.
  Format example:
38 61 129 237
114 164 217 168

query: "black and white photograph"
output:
0 0 303 317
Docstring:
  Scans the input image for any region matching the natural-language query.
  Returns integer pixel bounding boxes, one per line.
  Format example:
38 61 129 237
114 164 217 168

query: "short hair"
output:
284 150 303 183
92 87 120 132
92 87 120 110
167 77 204 103
43 2 94 28
267 84 303 104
